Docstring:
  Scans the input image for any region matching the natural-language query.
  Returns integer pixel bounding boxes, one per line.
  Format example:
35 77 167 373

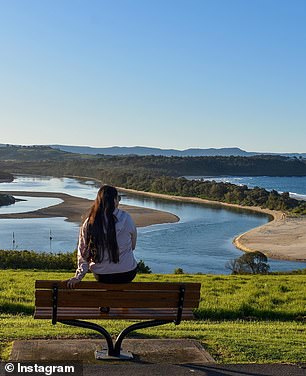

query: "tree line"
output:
1 145 306 176
106 173 306 214
1 148 306 214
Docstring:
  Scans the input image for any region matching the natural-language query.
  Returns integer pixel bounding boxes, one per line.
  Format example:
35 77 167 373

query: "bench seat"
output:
34 280 201 359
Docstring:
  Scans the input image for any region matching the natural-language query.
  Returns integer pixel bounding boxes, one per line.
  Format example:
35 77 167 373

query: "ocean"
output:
186 176 306 200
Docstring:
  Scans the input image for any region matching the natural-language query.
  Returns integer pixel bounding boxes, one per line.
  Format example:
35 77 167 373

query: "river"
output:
0 175 305 274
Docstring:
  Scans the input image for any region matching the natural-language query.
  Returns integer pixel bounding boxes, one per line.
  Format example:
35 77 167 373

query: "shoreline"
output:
0 191 179 227
2 175 306 263
117 187 306 263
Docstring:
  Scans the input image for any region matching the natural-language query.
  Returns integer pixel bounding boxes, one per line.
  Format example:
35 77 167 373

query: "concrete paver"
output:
5 339 305 376
9 339 215 364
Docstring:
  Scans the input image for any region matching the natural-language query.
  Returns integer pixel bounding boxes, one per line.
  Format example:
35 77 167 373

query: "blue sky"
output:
1 0 305 152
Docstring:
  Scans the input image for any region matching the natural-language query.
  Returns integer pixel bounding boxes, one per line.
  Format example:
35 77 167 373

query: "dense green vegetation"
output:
0 250 151 274
1 145 306 176
0 270 305 363
121 175 306 214
0 250 77 270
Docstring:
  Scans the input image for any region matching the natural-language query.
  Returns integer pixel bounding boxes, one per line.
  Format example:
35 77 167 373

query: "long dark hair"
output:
85 185 119 263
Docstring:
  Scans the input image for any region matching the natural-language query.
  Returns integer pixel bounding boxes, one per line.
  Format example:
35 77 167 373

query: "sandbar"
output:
0 191 179 227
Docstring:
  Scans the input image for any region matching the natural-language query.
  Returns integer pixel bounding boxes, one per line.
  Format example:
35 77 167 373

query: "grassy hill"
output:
1 270 305 363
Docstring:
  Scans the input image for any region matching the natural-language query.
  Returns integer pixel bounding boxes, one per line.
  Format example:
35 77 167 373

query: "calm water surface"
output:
0 175 305 274
0 196 62 214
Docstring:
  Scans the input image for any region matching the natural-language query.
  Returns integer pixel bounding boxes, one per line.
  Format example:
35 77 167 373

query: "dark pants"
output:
93 267 137 284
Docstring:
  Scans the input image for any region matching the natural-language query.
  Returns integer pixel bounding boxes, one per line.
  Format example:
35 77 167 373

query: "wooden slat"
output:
35 290 199 308
35 289 200 300
34 307 195 320
34 307 193 315
34 280 201 321
35 280 201 292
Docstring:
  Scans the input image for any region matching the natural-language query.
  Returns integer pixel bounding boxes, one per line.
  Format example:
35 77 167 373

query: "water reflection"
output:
0 175 99 199
0 217 79 252
0 196 62 214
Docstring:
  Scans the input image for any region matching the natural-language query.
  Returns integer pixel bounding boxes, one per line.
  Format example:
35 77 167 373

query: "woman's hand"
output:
67 277 81 289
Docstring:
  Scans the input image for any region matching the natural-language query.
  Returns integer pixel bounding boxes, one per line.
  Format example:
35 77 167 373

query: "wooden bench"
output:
34 280 201 359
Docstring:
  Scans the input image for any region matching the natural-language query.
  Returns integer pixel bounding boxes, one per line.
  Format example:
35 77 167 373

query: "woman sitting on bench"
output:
67 185 137 288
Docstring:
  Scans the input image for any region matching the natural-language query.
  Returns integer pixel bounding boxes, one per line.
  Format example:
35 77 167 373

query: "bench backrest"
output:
34 280 201 322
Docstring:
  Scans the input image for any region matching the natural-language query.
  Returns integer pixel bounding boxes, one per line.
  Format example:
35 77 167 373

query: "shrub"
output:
0 249 76 270
226 251 270 275
174 267 184 274
137 259 152 274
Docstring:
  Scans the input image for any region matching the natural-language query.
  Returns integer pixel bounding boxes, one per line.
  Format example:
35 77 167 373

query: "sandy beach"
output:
233 215 306 262
0 191 179 227
1 187 306 263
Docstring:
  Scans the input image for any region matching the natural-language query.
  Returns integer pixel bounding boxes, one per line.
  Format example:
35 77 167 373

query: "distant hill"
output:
49 144 306 158
49 145 254 156
1 143 305 158
0 144 79 161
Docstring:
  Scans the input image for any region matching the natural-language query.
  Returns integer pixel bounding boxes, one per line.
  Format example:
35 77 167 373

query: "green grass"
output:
0 270 306 363
1 270 305 320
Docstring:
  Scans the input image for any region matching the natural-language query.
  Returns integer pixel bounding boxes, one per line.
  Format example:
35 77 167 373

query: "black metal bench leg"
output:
58 319 172 359
47 282 191 359
58 320 115 356
114 320 171 356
